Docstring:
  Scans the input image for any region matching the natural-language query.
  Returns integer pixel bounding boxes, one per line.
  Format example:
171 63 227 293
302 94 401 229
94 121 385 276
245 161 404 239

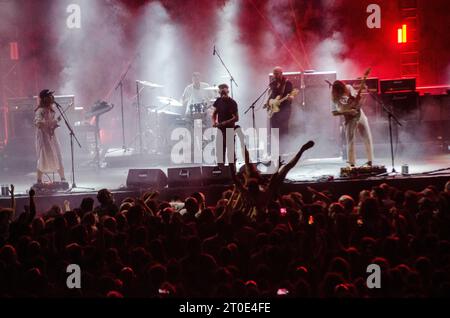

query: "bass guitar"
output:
265 88 299 118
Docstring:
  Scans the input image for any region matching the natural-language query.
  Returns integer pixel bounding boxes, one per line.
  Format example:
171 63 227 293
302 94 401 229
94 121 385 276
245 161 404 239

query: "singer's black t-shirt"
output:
213 97 238 128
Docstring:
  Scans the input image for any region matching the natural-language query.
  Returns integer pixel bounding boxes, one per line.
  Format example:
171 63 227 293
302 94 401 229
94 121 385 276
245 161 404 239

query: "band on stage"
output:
34 66 375 184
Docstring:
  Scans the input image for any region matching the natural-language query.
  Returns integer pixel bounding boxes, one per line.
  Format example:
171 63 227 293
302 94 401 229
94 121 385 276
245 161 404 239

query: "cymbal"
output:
157 96 182 107
203 86 219 91
149 109 180 116
136 80 164 88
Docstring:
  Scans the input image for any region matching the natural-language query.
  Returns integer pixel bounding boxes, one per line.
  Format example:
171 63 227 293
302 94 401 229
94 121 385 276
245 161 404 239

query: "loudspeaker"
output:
167 166 202 188
359 93 379 122
381 92 419 121
7 97 36 140
202 165 232 185
126 169 167 189
0 137 36 171
302 71 340 157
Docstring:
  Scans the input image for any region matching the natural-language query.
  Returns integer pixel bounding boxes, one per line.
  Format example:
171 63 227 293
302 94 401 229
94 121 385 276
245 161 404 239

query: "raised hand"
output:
64 200 71 212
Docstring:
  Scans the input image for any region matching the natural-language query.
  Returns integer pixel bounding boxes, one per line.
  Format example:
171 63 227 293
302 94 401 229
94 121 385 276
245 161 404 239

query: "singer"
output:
34 89 66 183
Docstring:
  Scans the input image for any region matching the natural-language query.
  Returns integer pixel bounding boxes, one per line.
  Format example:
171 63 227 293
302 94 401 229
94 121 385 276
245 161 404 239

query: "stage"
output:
1 153 448 214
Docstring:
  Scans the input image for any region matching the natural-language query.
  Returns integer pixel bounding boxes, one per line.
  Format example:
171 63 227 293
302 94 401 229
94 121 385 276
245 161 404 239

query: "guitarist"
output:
34 89 66 184
266 66 294 155
331 80 374 167
212 84 239 167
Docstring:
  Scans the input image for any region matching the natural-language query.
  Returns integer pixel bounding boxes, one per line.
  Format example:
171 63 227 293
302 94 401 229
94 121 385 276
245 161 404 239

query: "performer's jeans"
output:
345 112 374 165
216 126 244 165
270 105 291 155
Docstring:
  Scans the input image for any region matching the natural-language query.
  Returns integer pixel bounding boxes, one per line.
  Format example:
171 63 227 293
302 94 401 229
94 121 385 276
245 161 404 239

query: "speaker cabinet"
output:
126 169 168 189
381 92 419 121
8 105 34 139
202 165 232 186
167 166 202 188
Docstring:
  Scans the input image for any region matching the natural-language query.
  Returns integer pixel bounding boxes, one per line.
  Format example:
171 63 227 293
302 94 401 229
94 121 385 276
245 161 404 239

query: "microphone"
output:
325 80 333 87
213 45 215 56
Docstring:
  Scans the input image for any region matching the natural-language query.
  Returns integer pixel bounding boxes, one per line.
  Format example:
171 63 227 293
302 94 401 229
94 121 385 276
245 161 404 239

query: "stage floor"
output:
1 154 448 196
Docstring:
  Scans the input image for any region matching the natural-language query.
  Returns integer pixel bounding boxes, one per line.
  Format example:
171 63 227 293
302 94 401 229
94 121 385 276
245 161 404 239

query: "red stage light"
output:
397 24 407 43
9 42 19 60
402 24 407 43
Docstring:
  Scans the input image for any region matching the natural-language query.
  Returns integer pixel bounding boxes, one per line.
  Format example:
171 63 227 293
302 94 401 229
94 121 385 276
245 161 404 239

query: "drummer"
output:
181 72 216 118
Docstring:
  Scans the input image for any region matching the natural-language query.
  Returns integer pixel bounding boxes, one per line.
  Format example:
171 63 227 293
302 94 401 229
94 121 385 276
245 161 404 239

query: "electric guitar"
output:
47 116 61 137
265 88 299 118
343 68 371 124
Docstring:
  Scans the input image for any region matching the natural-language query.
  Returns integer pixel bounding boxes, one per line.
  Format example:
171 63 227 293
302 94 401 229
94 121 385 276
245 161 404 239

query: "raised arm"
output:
268 141 315 192
229 162 246 194
9 184 16 219
28 188 36 223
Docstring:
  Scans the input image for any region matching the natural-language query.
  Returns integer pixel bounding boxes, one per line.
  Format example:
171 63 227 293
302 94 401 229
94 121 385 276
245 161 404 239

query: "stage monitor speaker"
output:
167 166 202 188
202 165 232 186
126 169 168 189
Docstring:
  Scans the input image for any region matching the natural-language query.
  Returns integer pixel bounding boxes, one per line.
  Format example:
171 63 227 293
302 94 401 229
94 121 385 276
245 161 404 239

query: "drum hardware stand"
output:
54 101 94 192
213 45 238 98
131 82 166 155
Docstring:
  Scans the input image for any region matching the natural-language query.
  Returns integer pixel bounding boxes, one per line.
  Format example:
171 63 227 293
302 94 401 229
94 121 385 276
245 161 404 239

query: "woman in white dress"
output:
34 89 66 183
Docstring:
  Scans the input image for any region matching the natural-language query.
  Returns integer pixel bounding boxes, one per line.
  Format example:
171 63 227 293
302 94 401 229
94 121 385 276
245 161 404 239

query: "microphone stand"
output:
114 57 136 151
213 46 238 98
369 92 402 175
135 81 144 155
54 101 94 191
244 86 270 163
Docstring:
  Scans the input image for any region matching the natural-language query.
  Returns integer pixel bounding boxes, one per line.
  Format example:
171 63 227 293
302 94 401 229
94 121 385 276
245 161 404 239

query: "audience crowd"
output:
0 147 449 297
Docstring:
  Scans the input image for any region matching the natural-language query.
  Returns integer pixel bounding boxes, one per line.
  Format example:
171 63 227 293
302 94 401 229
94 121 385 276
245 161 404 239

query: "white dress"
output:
34 107 63 172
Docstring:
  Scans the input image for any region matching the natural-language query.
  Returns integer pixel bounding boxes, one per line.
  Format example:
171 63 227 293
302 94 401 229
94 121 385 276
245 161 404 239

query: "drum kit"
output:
135 80 219 154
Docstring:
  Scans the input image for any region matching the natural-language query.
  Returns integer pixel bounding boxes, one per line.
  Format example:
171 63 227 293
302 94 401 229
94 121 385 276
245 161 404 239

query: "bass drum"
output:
144 109 182 154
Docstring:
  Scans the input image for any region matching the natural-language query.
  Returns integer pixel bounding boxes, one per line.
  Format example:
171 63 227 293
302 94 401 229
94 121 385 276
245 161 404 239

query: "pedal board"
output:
340 165 387 178
32 181 70 193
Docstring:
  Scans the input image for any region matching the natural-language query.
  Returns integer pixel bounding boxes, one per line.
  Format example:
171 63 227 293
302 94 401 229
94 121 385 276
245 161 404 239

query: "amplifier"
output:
381 92 419 121
380 78 416 93
7 95 78 139
303 71 337 87
8 95 75 110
